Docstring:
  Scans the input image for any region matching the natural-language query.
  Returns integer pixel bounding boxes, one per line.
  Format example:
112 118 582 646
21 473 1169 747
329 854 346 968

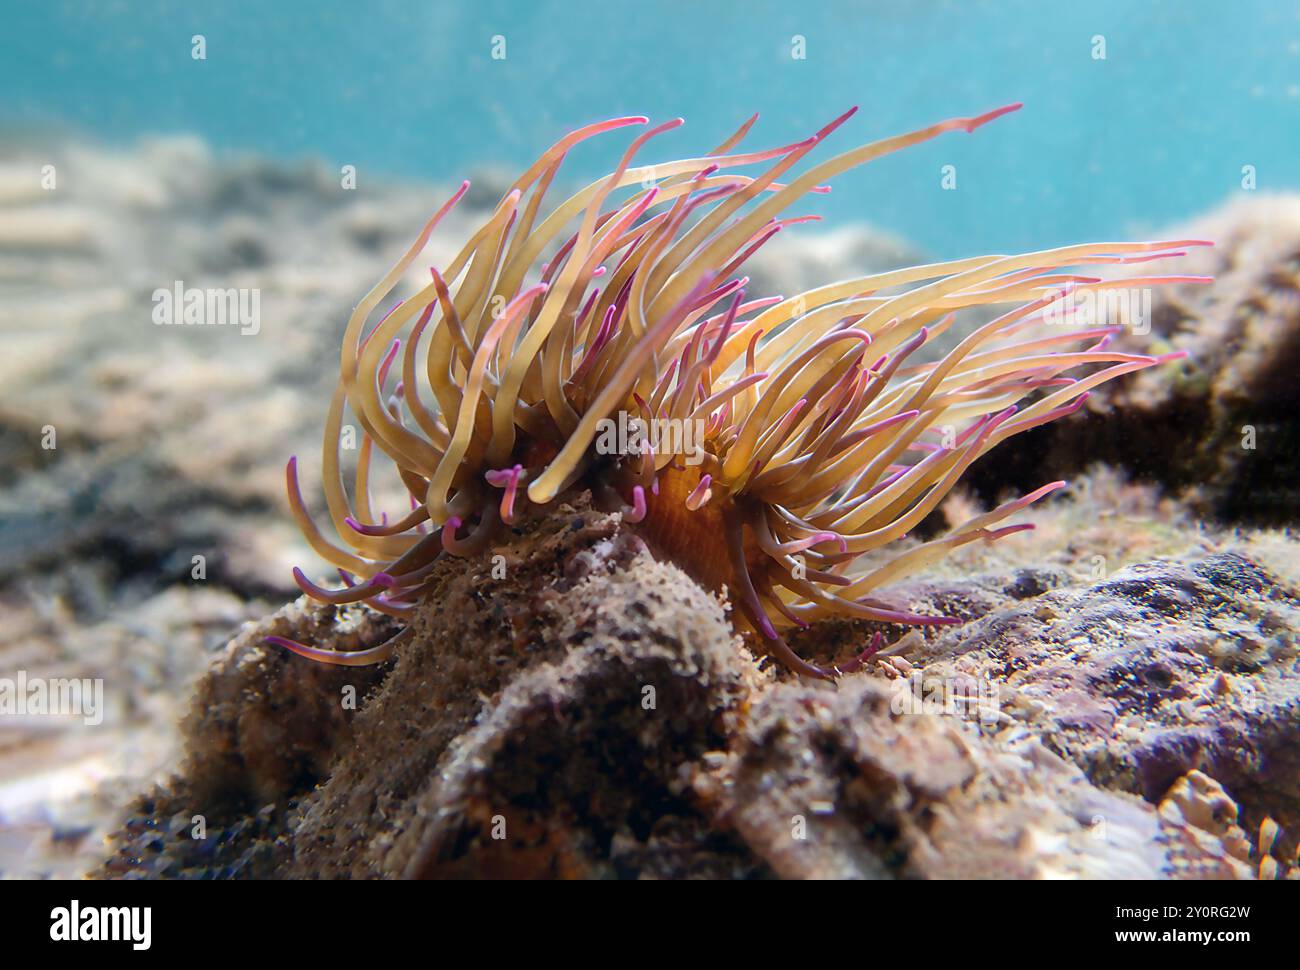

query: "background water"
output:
4 0 1299 256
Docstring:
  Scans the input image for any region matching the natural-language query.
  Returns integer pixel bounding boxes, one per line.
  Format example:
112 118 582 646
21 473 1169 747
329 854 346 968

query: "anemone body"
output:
270 105 1209 678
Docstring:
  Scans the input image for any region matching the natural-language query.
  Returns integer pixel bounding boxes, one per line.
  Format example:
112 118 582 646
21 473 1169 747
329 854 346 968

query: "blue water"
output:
5 0 1299 256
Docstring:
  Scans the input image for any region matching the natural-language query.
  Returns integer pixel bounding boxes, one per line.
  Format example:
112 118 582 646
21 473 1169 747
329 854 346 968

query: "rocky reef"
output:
2 134 1297 879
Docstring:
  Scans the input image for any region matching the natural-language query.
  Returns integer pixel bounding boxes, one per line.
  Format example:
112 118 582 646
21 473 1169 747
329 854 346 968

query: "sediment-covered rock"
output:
98 496 1300 879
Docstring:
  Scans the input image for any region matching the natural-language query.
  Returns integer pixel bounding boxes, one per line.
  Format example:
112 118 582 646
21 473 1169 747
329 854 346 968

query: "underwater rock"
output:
719 674 1209 879
98 497 1300 879
177 598 397 812
903 549 1300 867
1155 770 1259 880
100 498 766 878
282 498 762 879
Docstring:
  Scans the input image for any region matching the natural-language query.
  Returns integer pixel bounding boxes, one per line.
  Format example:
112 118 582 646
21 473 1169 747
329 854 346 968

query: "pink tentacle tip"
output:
684 474 713 511
485 464 525 524
625 485 648 523
439 516 464 547
819 532 850 554
344 515 392 536
789 531 848 554
961 101 1023 133
858 631 886 661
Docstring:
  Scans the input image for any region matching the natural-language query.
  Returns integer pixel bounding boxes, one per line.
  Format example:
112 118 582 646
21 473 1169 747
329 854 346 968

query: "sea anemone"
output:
269 105 1209 678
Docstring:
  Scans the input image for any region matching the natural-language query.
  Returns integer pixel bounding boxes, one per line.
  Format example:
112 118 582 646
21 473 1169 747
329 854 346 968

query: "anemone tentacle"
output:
273 105 1210 677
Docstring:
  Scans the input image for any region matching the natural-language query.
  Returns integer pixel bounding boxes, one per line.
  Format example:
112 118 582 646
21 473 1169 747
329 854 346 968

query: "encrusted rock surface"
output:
903 549 1300 866
98 495 1300 880
99 500 767 879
